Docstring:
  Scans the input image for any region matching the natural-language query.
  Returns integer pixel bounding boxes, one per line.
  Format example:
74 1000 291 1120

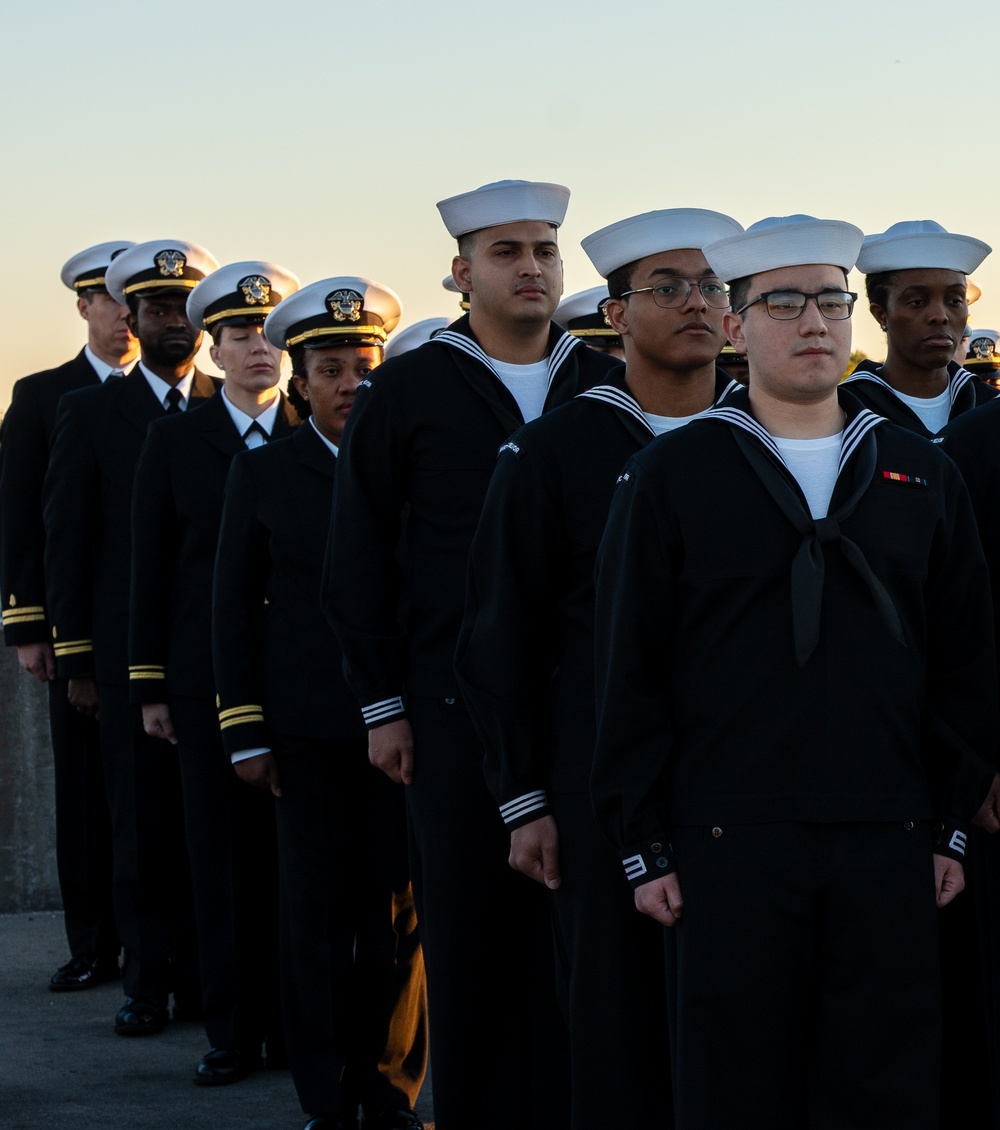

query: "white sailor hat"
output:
969 329 999 359
106 240 220 305
856 220 991 276
704 215 864 283
582 209 744 279
264 276 402 350
556 287 619 339
442 274 470 310
436 179 570 239
60 241 137 293
384 317 450 360
187 262 301 331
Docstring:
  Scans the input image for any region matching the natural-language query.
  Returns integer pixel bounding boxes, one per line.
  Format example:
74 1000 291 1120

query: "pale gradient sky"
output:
2 0 999 403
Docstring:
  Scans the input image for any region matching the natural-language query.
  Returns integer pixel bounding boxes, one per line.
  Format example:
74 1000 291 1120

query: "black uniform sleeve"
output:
591 459 677 889
922 462 1000 859
42 393 98 677
455 438 563 829
0 379 51 645
212 452 271 758
128 423 177 702
324 377 409 728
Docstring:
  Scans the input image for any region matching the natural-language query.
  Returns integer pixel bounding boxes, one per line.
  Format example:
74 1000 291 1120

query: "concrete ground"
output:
0 911 434 1129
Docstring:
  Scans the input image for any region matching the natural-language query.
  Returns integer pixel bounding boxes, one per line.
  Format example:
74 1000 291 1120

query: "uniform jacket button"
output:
711 826 723 838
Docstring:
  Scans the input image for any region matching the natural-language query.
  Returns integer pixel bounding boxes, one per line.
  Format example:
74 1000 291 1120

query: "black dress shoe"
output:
49 955 120 992
114 997 167 1036
193 1048 245 1086
303 1118 345 1129
367 1111 424 1130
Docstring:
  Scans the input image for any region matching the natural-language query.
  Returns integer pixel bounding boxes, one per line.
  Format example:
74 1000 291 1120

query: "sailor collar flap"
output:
579 367 742 442
844 360 978 415
431 314 582 429
704 387 904 665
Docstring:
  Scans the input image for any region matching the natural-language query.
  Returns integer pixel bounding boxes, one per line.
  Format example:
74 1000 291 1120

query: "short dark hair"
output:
288 343 309 380
457 231 477 260
607 259 639 300
728 276 752 315
285 373 310 419
864 270 896 309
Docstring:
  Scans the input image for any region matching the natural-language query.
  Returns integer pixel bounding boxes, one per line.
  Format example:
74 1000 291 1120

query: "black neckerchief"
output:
706 386 905 665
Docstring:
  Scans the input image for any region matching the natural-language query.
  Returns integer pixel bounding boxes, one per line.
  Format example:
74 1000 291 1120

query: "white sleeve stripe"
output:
362 697 405 723
499 791 548 823
623 854 647 880
948 830 967 856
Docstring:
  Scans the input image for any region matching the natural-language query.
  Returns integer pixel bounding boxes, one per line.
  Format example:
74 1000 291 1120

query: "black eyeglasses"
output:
735 290 857 321
619 276 730 310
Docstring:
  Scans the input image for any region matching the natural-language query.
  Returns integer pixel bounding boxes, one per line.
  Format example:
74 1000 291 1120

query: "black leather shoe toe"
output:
303 1118 345 1129
49 955 120 992
114 997 167 1036
194 1048 245 1086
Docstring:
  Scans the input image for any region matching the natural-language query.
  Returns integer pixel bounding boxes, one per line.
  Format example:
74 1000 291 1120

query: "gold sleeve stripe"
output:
220 713 265 731
2 608 47 624
218 704 264 720
53 642 94 657
129 665 166 673
129 671 166 680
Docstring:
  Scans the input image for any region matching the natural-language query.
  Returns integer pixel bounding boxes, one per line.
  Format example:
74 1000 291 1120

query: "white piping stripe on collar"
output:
705 404 884 478
579 376 740 438
433 327 581 397
844 364 975 410
837 407 884 475
577 385 655 436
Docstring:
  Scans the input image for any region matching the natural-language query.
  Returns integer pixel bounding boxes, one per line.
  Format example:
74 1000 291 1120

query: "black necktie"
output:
243 421 269 447
106 370 124 382
165 387 183 414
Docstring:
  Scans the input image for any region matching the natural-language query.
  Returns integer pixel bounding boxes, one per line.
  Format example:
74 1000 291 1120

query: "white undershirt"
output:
642 410 705 437
773 433 842 519
488 357 549 423
893 387 951 434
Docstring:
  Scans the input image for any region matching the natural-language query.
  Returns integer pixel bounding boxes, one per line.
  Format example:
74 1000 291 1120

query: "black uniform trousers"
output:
665 821 940 1130
272 733 425 1120
98 683 198 1003
48 678 117 962
548 791 672 1130
405 696 569 1130
170 695 281 1056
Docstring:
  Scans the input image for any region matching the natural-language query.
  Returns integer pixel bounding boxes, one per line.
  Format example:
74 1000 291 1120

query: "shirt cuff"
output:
231 747 271 765
499 790 550 829
622 836 676 889
362 695 406 729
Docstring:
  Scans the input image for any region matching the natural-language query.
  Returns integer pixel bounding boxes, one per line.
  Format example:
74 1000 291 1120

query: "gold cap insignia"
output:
156 249 187 278
240 275 271 306
328 289 363 323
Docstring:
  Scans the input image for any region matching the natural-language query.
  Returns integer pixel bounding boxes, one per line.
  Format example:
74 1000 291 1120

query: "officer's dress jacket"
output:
0 350 101 645
324 314 618 728
844 359 997 436
591 386 999 888
213 422 365 757
455 368 739 830
42 368 220 684
128 391 298 703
